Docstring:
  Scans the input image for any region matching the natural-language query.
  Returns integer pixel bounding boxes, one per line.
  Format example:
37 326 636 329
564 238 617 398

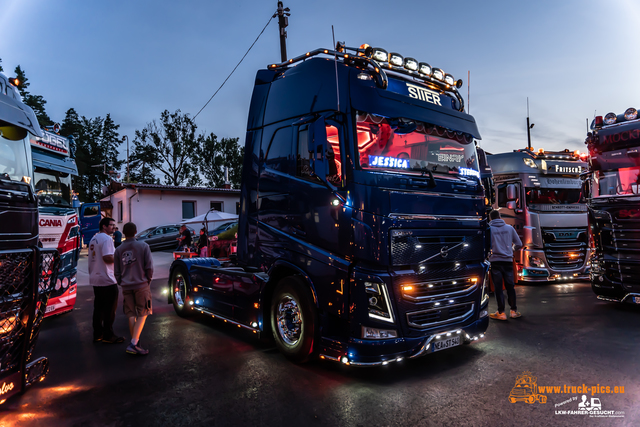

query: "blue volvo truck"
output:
168 44 490 365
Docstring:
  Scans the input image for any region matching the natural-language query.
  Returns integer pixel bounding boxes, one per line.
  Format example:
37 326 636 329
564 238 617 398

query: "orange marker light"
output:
402 285 414 291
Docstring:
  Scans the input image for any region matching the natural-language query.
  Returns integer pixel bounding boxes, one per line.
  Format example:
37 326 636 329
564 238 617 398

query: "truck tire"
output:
171 266 193 318
270 276 317 363
538 395 547 404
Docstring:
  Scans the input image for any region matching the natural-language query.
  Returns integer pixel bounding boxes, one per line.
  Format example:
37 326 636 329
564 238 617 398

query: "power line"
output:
193 15 274 120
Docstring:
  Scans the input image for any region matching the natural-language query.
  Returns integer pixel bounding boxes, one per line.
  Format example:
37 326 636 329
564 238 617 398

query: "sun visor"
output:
350 78 481 140
0 78 43 138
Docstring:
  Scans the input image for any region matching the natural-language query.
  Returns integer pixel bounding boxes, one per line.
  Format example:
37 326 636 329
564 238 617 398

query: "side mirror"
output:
506 184 517 201
506 201 517 210
310 116 328 177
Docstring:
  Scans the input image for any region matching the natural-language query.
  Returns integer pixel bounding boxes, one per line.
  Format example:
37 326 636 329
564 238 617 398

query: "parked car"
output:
208 221 238 236
135 224 195 251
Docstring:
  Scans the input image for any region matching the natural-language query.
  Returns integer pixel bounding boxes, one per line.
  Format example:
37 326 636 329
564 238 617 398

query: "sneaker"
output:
126 343 149 355
510 310 522 319
102 335 125 344
489 311 507 321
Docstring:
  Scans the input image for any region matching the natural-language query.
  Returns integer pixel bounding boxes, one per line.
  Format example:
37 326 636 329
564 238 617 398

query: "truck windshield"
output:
356 112 478 177
593 167 640 197
34 167 72 207
0 135 31 182
526 188 584 205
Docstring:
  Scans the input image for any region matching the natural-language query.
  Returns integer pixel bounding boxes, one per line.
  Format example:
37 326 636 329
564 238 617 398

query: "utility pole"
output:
526 97 534 151
275 1 290 62
122 135 129 182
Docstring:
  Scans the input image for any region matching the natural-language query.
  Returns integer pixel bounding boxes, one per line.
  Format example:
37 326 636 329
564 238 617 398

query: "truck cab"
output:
585 108 640 303
30 128 80 316
0 71 58 401
168 44 490 365
488 149 590 282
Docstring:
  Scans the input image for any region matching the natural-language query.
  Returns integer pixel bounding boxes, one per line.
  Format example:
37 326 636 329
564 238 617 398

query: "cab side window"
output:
296 125 313 180
497 184 507 207
264 127 293 174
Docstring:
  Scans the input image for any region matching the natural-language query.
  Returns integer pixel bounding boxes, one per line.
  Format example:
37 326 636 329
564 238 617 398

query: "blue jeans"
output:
490 261 517 313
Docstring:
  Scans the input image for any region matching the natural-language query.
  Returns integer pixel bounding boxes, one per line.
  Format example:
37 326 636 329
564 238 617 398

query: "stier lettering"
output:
406 83 442 106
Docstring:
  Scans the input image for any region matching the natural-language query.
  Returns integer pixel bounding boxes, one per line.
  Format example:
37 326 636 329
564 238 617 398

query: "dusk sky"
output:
2 0 639 167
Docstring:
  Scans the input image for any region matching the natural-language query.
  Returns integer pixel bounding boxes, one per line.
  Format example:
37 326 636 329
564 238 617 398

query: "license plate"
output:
433 336 461 352
634 297 640 304
45 305 55 313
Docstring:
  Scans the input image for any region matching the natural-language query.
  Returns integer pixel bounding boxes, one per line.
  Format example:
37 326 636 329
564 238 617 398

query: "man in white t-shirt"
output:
88 217 124 344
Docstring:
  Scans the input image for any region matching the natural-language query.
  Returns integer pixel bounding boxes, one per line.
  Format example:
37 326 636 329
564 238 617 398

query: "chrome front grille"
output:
542 228 588 270
406 302 475 329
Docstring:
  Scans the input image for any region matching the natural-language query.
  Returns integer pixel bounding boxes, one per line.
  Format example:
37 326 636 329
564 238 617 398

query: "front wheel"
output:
171 267 193 318
270 276 317 363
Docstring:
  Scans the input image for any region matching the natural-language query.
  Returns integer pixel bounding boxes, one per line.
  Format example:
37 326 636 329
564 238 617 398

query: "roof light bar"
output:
266 44 466 112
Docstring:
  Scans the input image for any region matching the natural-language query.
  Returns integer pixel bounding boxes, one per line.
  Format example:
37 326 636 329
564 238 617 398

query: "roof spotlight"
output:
432 68 444 81
444 74 455 85
603 112 617 125
418 62 432 76
404 57 418 72
624 107 638 121
455 79 463 89
372 48 388 63
389 53 404 67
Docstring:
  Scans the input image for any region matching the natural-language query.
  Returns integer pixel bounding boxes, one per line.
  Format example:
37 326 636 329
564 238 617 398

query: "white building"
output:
100 183 240 232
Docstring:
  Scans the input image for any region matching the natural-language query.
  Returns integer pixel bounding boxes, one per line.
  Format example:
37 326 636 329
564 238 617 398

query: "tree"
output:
0 58 3 73
198 133 243 188
128 138 160 184
65 111 124 202
13 65 52 128
134 110 200 186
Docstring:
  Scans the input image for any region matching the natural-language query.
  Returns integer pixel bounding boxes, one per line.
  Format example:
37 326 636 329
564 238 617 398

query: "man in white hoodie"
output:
488 210 523 320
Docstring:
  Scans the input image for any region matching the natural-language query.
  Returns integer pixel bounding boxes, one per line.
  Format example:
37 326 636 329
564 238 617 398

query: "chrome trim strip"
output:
596 295 621 303
319 354 341 362
389 214 482 221
621 293 640 304
195 307 261 332
410 328 466 359
406 302 475 329
402 282 478 302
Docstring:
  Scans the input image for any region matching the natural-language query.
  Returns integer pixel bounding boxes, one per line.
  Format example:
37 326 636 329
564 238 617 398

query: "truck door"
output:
79 203 100 246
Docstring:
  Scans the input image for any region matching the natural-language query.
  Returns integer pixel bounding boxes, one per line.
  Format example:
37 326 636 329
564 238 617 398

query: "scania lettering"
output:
487 149 590 282
30 127 80 316
167 43 490 365
584 108 640 303
0 72 59 403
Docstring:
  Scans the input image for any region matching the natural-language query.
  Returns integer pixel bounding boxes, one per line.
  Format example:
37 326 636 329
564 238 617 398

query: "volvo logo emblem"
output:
440 246 449 258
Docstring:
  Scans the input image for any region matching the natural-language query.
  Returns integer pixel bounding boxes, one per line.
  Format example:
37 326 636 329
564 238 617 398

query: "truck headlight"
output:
364 281 395 323
528 256 545 268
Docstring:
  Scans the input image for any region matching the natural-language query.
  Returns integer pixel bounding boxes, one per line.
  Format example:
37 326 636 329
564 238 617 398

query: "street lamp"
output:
122 135 129 182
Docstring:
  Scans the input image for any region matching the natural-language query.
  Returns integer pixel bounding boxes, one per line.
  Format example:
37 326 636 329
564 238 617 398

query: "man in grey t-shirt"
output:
114 222 154 355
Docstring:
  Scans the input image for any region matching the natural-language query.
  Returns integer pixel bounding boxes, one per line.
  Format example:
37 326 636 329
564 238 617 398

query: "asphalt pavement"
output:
0 252 638 427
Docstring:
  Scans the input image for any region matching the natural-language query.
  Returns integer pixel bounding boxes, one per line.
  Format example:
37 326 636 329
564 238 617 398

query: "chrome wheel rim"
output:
174 276 186 307
276 295 302 346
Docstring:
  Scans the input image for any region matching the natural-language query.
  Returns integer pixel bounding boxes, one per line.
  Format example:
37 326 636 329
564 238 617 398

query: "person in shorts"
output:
114 222 154 355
